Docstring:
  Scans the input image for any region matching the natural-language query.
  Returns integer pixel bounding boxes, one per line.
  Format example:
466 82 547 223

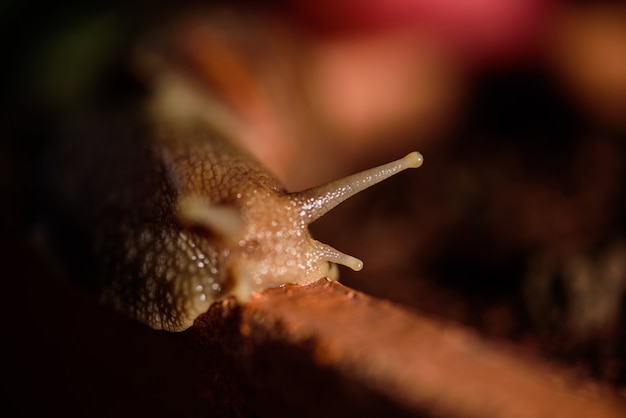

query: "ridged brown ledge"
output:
186 278 626 418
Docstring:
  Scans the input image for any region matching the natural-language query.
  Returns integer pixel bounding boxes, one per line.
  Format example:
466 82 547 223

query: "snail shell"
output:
48 66 423 332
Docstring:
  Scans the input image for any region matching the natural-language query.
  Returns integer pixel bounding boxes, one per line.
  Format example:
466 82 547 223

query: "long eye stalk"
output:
297 152 424 224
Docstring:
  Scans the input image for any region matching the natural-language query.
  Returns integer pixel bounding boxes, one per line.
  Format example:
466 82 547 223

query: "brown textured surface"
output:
187 279 626 418
3 235 626 417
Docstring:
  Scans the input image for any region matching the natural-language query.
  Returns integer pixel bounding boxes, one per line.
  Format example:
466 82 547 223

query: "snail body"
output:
49 70 423 332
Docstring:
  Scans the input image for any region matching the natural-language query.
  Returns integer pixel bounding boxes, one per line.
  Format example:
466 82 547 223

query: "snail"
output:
47 55 423 333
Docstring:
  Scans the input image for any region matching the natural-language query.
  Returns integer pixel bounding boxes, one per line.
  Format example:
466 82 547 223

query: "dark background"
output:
2 0 626 415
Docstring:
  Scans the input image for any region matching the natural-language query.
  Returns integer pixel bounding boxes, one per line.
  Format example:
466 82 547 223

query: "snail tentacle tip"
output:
350 258 364 272
404 151 424 169
314 240 364 272
334 251 364 272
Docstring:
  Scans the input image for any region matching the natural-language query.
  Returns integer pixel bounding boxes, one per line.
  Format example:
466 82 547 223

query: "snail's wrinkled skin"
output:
49 118 422 331
96 125 421 331
46 63 422 331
